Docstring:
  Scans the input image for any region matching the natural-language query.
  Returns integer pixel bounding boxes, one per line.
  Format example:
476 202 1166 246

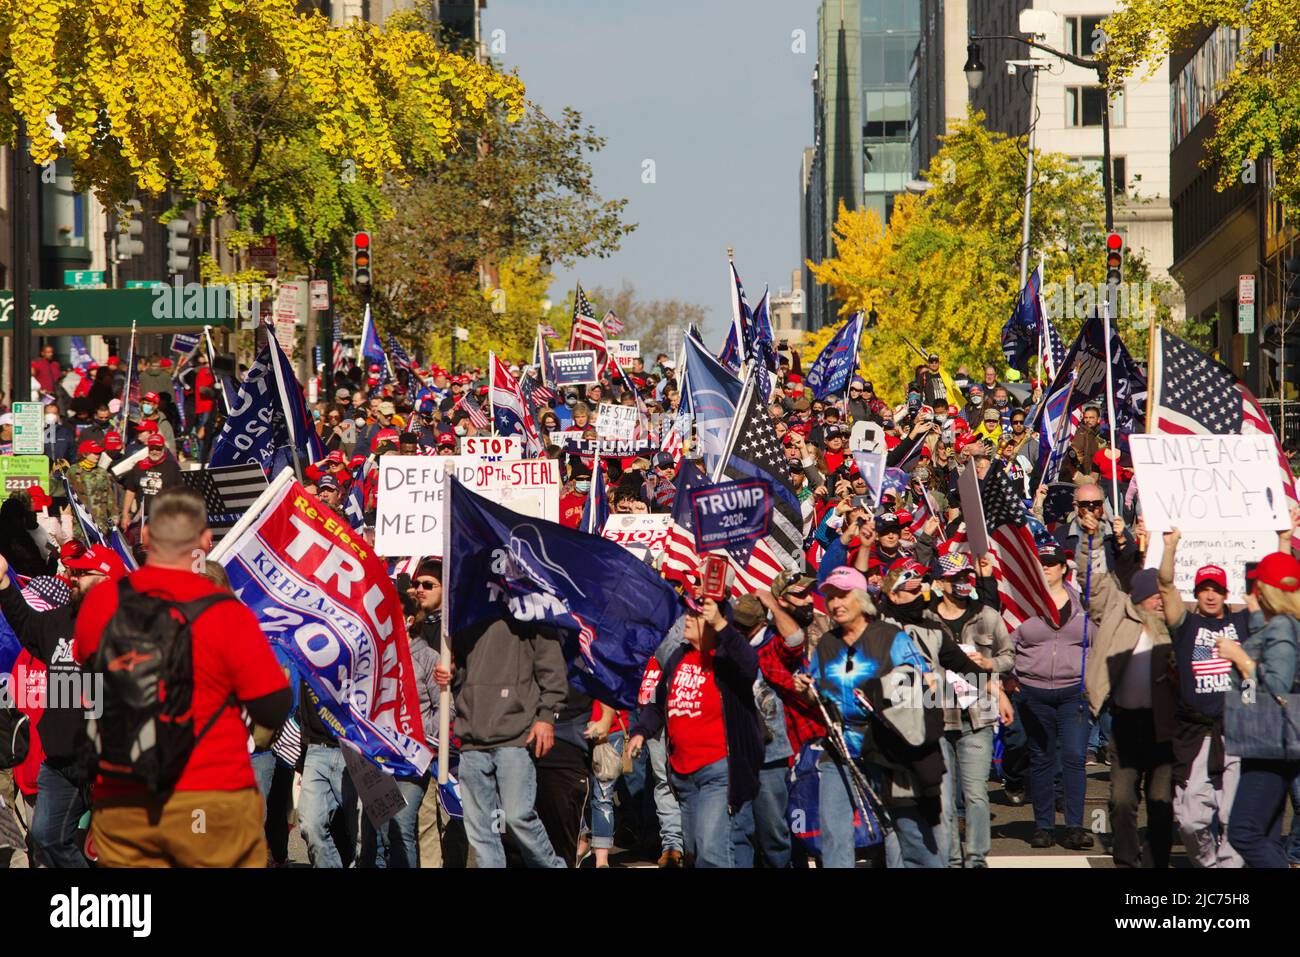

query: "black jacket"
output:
0 584 80 761
631 623 764 811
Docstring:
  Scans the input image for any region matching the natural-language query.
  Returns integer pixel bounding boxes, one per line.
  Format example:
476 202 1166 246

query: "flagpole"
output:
1101 302 1120 506
1036 254 1046 390
1146 321 1159 433
118 319 138 432
438 470 452 786
713 369 756 483
586 454 602 533
488 351 496 435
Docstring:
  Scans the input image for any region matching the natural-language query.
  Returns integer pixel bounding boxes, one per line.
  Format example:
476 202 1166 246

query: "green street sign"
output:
12 402 44 455
64 270 105 289
125 280 164 289
0 455 49 501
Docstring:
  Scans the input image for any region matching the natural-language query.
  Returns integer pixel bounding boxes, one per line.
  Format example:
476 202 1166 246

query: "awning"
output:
0 287 240 335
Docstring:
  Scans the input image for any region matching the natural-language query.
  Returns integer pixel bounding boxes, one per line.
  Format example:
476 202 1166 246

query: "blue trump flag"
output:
447 478 682 710
806 311 864 400
1002 264 1044 376
209 328 326 475
580 462 610 534
681 333 743 475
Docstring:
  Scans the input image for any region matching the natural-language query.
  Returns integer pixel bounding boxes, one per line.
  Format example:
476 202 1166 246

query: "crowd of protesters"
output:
1 334 1299 871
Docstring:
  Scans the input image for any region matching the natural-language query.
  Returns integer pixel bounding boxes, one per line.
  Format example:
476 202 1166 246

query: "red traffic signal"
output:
353 231 372 296
1105 233 1123 283
1106 232 1123 251
354 231 371 250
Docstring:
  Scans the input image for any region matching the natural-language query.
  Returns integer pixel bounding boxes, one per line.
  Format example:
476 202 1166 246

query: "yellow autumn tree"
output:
0 0 525 203
807 112 1172 401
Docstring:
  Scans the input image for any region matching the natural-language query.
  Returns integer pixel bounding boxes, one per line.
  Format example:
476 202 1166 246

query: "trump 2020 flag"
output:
209 328 326 475
447 477 681 710
210 470 431 777
1002 265 1044 376
806 312 864 400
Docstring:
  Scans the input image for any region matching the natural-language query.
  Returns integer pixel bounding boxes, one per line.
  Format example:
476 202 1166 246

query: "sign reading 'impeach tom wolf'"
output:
1129 433 1290 532
688 477 774 564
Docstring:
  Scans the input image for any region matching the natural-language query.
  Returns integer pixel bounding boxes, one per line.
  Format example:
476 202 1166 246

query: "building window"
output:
1064 15 1108 58
1066 86 1124 128
1075 155 1127 198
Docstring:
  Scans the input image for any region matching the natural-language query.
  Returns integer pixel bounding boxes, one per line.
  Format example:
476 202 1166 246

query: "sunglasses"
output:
1077 500 1105 511
415 579 439 590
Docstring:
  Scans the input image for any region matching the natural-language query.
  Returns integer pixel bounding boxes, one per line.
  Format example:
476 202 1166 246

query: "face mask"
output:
955 377 969 391
789 604 816 627
866 582 882 599
80 459 96 470
142 403 156 415
454 426 466 436
994 398 1007 408
936 413 947 424
45 413 58 425
566 397 578 407
575 481 591 494
953 581 976 599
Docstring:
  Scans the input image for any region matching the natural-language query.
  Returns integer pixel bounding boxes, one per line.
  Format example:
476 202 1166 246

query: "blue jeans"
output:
32 761 89 868
1000 691 1030 789
1229 758 1300 868
669 757 737 868
752 763 792 867
589 730 623 851
1088 706 1113 754
360 775 428 867
883 799 947 868
819 755 945 868
941 726 994 867
299 744 359 868
1287 775 1300 866
732 800 755 868
1019 683 1089 830
646 732 683 853
459 746 565 869
251 751 275 824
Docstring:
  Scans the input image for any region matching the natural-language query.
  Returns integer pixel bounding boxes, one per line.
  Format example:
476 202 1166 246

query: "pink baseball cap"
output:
819 566 868 594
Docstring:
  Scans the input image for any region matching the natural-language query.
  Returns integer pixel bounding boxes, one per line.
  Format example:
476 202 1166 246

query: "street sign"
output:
247 237 278 277
12 402 44 455
0 455 49 501
1238 274 1256 335
309 279 330 310
64 270 105 289
124 280 163 289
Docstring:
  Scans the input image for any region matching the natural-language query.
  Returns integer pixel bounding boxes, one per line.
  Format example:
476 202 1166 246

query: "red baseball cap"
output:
437 432 457 448
1247 553 1300 592
104 431 123 451
146 432 167 448
142 392 161 404
60 540 87 562
78 439 103 457
64 545 128 579
27 486 52 510
1194 565 1228 593
137 419 158 434
326 450 346 465
371 428 400 452
349 454 367 470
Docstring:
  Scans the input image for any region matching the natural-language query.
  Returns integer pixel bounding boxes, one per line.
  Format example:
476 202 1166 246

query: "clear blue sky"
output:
482 0 822 344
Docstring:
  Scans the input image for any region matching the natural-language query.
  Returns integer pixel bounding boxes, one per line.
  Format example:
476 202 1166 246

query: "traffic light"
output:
353 231 372 299
1285 256 1300 311
118 199 144 259
1105 232 1124 286
166 218 192 275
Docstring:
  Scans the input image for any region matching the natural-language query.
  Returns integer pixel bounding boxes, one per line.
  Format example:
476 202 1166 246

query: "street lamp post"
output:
966 33 1117 301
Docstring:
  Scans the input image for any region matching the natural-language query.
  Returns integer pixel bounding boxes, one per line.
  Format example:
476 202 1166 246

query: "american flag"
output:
519 370 555 413
570 283 609 361
975 461 1059 631
662 425 684 468
16 575 70 611
180 463 270 543
387 334 415 374
603 310 624 335
1149 327 1299 509
456 392 491 430
327 314 343 374
1192 634 1235 679
539 324 560 339
719 373 806 569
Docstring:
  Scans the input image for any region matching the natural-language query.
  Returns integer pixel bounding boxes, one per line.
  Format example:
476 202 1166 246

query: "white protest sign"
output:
1129 434 1289 532
608 340 640 367
596 403 638 440
341 742 407 828
460 435 520 461
601 513 671 556
376 455 560 557
850 420 886 455
851 450 886 509
1144 529 1276 603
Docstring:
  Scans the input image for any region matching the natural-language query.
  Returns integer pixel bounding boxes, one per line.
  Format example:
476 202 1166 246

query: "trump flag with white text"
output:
212 471 432 776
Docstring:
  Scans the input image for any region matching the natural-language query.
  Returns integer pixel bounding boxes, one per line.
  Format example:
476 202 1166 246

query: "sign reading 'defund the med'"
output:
1129 433 1290 532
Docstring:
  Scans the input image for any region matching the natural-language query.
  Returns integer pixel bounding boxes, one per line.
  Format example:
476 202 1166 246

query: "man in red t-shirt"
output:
74 487 290 867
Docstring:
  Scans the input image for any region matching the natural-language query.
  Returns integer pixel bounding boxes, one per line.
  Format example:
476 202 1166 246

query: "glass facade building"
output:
860 0 919 223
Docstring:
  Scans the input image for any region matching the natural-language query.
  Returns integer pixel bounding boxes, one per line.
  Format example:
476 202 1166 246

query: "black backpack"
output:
0 706 29 770
81 579 237 793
